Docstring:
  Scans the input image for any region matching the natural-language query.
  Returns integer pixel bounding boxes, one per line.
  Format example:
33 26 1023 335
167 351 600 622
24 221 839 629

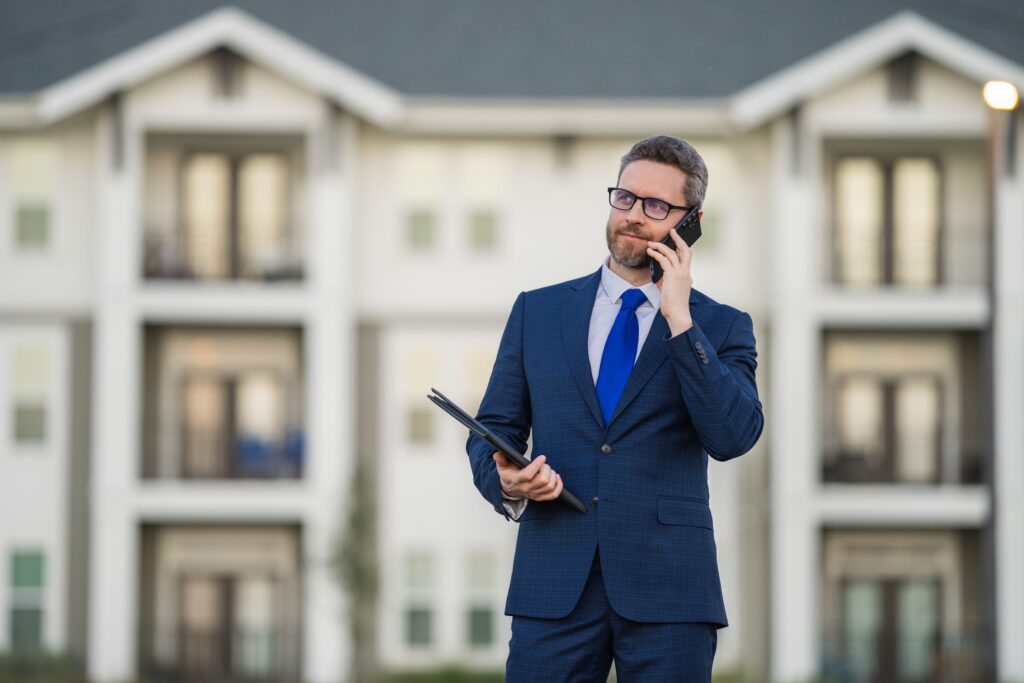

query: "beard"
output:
605 218 652 269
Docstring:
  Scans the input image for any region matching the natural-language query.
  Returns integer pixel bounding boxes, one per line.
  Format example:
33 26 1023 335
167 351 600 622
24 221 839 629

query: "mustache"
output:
616 227 651 241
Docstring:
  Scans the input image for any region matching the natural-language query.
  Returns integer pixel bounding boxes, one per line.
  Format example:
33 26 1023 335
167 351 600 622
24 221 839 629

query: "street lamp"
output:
984 81 1019 177
983 81 1020 111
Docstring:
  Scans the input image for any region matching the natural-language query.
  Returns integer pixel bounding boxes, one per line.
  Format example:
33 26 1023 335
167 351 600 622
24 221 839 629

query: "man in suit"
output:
466 135 763 682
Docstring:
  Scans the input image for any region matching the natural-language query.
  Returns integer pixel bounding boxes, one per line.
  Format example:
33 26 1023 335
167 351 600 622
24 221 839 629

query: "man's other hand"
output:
493 452 564 502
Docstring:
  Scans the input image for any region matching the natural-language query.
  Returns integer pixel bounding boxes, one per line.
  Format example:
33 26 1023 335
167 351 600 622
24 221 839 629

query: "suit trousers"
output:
506 547 718 683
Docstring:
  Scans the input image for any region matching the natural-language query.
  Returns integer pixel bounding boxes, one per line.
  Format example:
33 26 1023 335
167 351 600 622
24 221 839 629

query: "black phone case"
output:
649 206 701 282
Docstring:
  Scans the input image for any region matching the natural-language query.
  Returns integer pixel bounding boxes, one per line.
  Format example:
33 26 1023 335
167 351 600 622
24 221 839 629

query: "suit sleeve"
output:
466 292 532 520
666 310 764 460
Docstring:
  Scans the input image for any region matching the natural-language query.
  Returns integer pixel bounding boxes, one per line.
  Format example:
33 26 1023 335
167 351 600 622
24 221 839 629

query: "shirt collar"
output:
599 256 661 309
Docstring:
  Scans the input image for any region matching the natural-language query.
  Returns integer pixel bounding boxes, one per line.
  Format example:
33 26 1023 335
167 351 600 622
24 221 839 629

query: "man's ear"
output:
698 210 704 220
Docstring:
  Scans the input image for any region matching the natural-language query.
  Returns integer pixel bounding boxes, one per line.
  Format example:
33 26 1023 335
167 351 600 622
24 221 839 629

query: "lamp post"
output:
984 77 1022 683
984 81 1019 176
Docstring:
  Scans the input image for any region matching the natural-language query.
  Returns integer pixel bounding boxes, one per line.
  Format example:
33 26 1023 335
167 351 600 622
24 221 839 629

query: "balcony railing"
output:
143 231 304 283
180 428 304 480
821 629 990 683
823 449 984 486
140 623 301 683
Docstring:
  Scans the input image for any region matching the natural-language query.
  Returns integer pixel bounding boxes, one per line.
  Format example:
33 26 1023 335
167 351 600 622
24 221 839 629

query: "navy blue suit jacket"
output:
466 268 763 626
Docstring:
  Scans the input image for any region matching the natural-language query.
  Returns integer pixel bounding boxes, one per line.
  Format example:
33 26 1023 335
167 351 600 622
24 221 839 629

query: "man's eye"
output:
647 199 669 215
613 190 634 205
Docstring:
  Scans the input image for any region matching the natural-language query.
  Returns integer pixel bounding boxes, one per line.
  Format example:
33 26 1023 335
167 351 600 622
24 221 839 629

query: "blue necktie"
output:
596 288 648 425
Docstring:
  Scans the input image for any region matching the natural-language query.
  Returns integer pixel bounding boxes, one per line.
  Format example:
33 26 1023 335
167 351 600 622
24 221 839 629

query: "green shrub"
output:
379 664 504 683
0 651 86 683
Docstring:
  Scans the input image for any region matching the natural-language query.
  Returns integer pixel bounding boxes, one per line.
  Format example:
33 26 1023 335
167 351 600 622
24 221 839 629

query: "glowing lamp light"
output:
983 81 1019 110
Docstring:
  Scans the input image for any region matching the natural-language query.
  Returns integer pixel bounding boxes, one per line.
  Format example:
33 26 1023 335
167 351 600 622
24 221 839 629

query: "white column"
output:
87 102 141 683
994 110 1024 682
769 113 821 683
302 105 357 683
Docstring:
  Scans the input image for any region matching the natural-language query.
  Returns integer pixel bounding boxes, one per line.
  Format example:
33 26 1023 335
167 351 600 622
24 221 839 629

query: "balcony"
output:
821 628 990 683
821 530 990 683
179 427 303 480
143 133 306 284
143 231 303 283
825 143 988 292
143 326 304 481
140 623 301 683
822 332 985 487
139 526 303 683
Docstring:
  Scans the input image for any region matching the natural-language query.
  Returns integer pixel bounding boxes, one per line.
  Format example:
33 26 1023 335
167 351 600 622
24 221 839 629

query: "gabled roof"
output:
29 6 402 126
731 10 1024 127
1 0 1022 126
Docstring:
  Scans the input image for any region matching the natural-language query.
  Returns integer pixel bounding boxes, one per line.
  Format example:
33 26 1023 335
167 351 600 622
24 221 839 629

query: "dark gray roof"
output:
1 0 1022 98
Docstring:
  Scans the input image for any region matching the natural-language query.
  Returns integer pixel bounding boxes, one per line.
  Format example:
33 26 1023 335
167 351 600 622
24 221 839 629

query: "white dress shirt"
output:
501 259 662 518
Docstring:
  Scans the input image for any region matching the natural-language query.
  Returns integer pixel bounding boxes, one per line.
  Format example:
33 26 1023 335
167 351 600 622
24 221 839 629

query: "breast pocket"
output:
656 496 713 529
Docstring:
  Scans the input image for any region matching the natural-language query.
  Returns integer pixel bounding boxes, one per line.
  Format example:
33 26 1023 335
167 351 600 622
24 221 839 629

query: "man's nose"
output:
626 200 647 224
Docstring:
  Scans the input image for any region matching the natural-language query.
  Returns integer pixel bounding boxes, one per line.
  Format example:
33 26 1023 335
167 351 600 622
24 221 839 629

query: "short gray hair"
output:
618 135 708 208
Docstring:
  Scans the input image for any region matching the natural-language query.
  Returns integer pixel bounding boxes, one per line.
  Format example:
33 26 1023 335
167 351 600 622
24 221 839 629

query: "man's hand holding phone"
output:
493 452 564 501
648 227 696 337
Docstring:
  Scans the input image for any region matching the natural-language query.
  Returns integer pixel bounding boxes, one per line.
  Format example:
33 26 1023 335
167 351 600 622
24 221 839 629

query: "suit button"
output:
600 444 612 455
695 341 704 351
591 496 599 507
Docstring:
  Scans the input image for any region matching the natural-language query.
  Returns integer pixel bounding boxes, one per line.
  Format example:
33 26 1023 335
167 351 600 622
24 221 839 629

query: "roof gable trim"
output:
730 11 1024 128
34 6 403 126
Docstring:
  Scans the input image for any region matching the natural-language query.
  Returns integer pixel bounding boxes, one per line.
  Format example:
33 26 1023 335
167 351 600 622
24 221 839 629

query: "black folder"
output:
427 387 587 514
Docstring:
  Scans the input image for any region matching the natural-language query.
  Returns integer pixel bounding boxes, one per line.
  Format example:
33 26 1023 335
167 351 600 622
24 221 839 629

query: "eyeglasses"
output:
607 187 690 220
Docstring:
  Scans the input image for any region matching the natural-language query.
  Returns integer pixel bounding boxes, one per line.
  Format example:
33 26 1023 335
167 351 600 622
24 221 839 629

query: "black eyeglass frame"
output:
607 187 691 220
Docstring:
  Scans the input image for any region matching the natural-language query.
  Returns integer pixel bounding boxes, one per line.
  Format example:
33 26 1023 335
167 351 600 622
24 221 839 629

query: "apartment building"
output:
0 3 1022 682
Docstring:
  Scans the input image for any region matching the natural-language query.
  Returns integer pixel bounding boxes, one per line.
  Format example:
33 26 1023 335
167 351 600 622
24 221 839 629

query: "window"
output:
11 344 49 445
11 139 55 252
406 209 436 250
406 607 432 647
16 204 49 249
834 157 940 287
405 553 434 590
839 578 940 682
406 408 433 445
466 551 494 590
825 374 942 484
178 573 276 678
404 552 434 647
465 552 496 647
398 143 445 253
9 551 45 650
11 552 43 588
180 152 292 280
401 348 439 447
467 606 493 647
467 210 498 250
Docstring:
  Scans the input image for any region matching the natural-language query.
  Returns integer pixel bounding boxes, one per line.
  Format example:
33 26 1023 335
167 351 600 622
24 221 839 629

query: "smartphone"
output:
649 205 701 283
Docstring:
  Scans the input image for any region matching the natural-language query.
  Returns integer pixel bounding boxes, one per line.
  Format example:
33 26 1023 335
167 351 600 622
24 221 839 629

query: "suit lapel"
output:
607 290 702 428
561 270 605 430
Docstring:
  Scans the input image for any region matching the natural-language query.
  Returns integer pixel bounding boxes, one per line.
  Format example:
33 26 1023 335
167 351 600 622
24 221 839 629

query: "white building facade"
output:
0 5 1021 682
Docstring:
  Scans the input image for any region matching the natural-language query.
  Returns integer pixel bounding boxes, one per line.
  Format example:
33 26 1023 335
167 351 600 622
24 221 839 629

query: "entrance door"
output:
841 577 941 683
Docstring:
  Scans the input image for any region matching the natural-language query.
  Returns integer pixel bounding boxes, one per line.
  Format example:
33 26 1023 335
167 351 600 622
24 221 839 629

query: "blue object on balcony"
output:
235 434 276 477
283 428 305 476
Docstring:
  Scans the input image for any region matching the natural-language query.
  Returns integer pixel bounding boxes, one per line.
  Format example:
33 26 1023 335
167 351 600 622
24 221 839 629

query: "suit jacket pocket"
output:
657 496 713 529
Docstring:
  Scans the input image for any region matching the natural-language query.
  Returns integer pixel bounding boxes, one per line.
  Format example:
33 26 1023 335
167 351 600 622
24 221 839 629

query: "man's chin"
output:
610 249 648 270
